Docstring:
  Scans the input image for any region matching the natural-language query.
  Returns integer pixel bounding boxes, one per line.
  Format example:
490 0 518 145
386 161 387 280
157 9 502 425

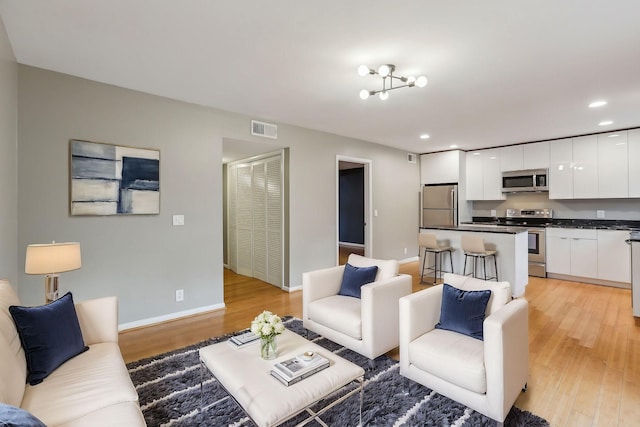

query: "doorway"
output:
336 156 372 264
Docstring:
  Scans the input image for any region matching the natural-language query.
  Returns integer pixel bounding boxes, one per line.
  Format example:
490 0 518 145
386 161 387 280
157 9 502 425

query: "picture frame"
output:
69 139 160 216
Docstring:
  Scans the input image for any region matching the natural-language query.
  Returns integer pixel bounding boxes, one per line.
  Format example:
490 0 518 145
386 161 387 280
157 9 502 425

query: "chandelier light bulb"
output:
378 64 391 77
416 76 428 88
379 91 389 100
357 65 371 77
359 89 370 100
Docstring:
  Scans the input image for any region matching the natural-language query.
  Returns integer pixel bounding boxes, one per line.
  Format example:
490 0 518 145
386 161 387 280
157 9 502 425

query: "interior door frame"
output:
336 155 372 264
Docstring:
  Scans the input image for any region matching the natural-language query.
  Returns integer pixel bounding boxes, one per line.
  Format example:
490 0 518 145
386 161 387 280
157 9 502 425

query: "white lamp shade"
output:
25 242 82 275
378 65 390 77
416 76 428 88
379 91 389 100
357 65 371 77
359 89 370 100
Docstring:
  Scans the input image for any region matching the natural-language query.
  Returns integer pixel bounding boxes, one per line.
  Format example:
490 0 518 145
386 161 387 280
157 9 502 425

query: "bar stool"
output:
461 234 498 281
419 233 454 284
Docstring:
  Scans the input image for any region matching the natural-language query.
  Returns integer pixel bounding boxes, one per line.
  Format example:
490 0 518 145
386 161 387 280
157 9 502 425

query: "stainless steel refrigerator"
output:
422 183 458 227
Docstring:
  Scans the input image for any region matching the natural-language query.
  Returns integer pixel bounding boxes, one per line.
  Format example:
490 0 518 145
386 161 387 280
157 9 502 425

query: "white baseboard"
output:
118 302 226 331
399 256 419 264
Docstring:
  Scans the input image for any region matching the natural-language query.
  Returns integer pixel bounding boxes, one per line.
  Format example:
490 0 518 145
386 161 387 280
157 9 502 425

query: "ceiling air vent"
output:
251 120 278 139
407 153 417 163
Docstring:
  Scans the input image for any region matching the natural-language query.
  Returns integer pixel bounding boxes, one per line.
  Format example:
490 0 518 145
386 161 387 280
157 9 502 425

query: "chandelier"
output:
358 64 427 100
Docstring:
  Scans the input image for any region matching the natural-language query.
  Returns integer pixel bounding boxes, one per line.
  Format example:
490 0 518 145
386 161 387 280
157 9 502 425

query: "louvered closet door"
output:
227 164 238 271
252 161 268 282
265 157 283 287
235 164 253 277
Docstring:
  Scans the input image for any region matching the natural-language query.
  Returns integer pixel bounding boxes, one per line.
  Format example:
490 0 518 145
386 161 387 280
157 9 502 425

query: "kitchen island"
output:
419 225 529 296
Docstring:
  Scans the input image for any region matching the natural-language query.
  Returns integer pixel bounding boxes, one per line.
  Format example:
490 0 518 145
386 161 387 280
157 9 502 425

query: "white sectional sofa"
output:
0 280 146 426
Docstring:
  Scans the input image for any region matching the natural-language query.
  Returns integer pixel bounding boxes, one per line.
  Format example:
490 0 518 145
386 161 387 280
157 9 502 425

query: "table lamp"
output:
25 242 82 303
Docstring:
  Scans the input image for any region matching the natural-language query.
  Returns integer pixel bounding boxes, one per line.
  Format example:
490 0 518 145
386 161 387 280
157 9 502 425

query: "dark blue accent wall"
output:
339 168 364 244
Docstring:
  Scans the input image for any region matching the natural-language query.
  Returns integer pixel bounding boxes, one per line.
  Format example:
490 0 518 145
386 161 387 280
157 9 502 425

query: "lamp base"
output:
45 275 59 304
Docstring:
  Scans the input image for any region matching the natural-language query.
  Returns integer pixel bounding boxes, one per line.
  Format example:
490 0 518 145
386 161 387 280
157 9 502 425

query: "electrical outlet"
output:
404 247 408 255
490 209 497 217
597 210 605 219
172 215 185 226
175 289 184 302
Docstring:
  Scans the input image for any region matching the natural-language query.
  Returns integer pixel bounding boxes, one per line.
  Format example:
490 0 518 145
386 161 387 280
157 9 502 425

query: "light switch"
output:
172 215 185 226
490 209 497 217
596 210 605 219
374 209 378 217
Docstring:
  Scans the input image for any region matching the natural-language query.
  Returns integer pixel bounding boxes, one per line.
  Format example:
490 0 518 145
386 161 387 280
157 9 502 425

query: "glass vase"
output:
260 336 277 360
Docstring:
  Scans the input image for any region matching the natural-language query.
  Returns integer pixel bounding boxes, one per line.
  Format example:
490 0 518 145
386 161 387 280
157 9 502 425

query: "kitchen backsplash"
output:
473 192 640 220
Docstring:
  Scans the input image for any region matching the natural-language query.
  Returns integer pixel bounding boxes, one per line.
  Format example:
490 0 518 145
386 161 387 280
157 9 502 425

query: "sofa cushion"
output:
347 254 399 281
307 295 362 339
21 342 140 427
9 292 89 385
409 328 486 394
0 403 46 427
0 281 27 407
442 273 511 315
435 284 491 340
337 263 378 299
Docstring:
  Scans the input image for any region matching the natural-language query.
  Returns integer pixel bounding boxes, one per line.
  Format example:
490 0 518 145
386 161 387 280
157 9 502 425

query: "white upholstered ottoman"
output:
199 329 365 427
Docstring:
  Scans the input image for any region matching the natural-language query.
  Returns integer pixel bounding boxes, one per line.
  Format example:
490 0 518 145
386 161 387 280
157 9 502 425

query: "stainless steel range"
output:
501 208 553 278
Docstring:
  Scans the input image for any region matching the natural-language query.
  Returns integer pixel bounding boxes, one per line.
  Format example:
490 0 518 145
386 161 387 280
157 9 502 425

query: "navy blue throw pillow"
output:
9 292 89 385
337 263 379 299
435 283 492 340
0 403 46 427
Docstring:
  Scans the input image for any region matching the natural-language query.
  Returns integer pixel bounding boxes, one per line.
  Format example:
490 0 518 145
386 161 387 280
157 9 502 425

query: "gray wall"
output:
17 66 420 325
0 16 18 286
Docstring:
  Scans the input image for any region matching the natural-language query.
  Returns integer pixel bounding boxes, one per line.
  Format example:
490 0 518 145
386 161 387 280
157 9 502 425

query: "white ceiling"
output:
2 0 640 155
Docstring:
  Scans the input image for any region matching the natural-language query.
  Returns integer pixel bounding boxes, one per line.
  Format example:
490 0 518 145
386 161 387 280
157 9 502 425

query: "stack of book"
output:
270 352 330 386
228 331 260 348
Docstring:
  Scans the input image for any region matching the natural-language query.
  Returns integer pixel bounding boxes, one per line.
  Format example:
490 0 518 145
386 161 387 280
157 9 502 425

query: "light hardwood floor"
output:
119 262 640 426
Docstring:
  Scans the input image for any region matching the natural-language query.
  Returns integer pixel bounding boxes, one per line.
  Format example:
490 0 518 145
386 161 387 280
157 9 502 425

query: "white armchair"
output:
303 254 412 360
399 273 528 424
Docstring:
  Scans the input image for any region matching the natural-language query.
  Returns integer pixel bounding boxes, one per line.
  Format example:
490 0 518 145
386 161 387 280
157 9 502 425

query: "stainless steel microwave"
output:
501 169 548 193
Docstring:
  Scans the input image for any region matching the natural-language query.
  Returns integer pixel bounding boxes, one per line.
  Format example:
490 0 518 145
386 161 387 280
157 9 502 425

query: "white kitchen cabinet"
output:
483 149 504 200
549 138 574 199
499 145 523 172
629 129 640 197
572 135 598 199
597 230 631 283
420 151 461 184
598 131 628 198
465 151 484 200
523 141 550 170
546 227 597 278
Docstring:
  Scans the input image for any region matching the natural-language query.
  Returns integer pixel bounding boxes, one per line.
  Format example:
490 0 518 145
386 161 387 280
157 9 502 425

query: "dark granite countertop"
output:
420 225 528 234
469 217 640 231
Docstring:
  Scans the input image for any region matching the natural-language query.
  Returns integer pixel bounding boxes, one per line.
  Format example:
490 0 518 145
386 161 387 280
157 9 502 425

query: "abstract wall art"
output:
70 140 160 215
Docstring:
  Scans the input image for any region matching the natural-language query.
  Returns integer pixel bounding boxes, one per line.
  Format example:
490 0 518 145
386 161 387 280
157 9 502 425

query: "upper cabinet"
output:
549 138 574 199
499 141 549 172
628 129 640 197
572 135 598 199
465 149 505 200
420 150 461 185
598 131 628 198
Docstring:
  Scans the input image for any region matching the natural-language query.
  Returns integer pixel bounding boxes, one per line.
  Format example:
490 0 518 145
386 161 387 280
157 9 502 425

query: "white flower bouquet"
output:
251 311 285 359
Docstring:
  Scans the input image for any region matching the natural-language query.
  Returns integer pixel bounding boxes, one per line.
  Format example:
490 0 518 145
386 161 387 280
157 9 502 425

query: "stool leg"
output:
449 250 454 275
434 252 440 284
493 254 498 281
463 254 468 276
420 248 426 284
483 256 488 281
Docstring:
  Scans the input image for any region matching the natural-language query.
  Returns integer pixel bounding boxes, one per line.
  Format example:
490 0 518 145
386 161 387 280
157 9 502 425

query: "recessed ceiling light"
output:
419 134 430 140
599 120 613 126
449 144 458 148
589 100 607 108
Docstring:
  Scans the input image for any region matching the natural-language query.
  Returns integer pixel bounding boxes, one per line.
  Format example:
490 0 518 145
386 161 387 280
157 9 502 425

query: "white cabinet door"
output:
421 151 460 184
597 230 631 283
573 135 598 199
482 149 505 200
571 237 598 279
598 131 628 198
549 138 574 199
465 151 484 200
523 141 550 170
499 145 523 172
629 129 640 197
546 234 571 275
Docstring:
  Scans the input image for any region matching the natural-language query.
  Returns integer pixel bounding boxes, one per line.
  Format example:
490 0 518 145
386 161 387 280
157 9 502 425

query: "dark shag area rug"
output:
127 317 549 427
